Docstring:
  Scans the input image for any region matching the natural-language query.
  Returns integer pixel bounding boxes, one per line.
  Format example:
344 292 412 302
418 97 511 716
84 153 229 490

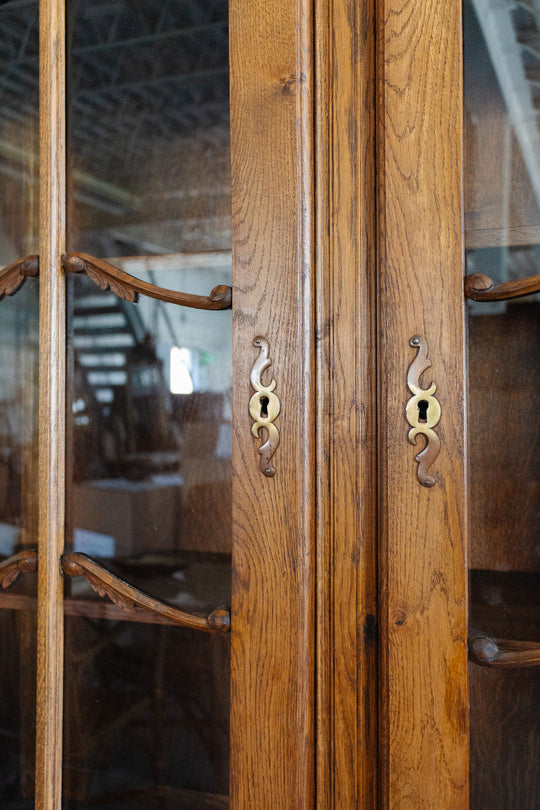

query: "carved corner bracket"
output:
0 255 39 302
249 336 281 477
61 552 230 633
0 550 38 589
63 252 232 310
406 335 441 488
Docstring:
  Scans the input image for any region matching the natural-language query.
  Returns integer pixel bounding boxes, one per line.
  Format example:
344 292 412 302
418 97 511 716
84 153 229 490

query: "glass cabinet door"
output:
464 1 540 806
0 0 316 807
62 1 232 806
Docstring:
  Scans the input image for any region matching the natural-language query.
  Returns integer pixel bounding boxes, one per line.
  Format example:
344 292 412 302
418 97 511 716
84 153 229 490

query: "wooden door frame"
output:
229 1 316 806
230 0 378 807
376 1 469 808
37 1 66 807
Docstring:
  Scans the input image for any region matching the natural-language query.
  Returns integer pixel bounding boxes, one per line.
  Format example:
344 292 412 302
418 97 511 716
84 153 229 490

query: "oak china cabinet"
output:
0 0 538 808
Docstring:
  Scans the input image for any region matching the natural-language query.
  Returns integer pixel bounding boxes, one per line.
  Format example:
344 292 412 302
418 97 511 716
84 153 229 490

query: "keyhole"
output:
417 399 429 423
260 396 269 419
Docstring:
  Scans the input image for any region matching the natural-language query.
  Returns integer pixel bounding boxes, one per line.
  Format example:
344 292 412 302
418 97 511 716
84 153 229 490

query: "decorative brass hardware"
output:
61 553 230 633
465 271 540 302
469 634 540 668
406 335 441 488
0 255 39 301
62 252 232 310
0 550 38 589
249 336 281 477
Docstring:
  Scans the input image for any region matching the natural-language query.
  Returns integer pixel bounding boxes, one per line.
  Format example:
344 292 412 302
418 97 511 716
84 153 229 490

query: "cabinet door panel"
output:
62 1 233 805
5 0 317 807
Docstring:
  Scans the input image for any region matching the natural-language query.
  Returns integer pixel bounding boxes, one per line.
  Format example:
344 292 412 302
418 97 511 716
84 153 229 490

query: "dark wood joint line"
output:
61 552 230 633
0 255 39 301
465 272 540 302
469 634 540 668
62 252 232 310
0 550 38 589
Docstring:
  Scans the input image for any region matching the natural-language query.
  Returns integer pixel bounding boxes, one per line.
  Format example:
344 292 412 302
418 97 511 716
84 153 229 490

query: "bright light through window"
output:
170 346 194 395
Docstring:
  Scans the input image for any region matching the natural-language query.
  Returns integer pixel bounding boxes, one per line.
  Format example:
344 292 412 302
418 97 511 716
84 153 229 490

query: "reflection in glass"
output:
67 0 230 259
65 1 232 805
465 1 540 807
0 1 40 805
65 261 232 809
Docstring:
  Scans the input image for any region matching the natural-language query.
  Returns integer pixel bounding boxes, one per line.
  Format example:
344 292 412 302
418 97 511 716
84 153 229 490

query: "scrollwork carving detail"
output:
0 550 38 589
62 252 232 310
61 553 230 632
0 255 39 302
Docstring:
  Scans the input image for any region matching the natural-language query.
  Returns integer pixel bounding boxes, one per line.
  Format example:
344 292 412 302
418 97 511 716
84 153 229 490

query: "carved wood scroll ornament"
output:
62 553 230 633
465 271 540 302
0 255 39 301
249 336 281 477
62 252 232 310
0 254 233 311
0 550 38 589
406 335 441 488
469 634 540 668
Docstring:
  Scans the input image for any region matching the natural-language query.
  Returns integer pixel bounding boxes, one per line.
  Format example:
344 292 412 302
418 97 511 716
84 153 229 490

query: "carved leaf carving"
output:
0 256 39 302
0 567 22 589
62 252 230 310
0 267 26 300
61 553 230 632
0 550 38 589
84 264 138 303
83 569 137 612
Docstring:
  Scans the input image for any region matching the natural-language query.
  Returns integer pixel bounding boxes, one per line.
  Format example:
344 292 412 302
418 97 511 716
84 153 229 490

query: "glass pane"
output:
64 1 231 806
464 1 540 807
0 1 40 806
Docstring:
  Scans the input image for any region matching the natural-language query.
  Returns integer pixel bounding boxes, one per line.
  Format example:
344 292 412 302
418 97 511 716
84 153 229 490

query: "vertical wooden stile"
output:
36 1 66 807
315 0 378 808
229 0 316 807
377 1 469 807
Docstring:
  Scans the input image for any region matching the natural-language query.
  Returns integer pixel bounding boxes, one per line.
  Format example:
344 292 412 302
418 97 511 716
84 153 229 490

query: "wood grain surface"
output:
229 0 316 806
36 1 66 807
377 1 469 807
315 0 378 807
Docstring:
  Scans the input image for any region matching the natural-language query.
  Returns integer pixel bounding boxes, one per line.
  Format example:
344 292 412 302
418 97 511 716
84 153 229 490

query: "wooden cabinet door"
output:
0 1 318 808
378 0 539 807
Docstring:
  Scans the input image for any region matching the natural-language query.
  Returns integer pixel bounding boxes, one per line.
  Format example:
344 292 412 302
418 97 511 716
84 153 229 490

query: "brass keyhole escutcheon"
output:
406 335 441 487
249 337 281 477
